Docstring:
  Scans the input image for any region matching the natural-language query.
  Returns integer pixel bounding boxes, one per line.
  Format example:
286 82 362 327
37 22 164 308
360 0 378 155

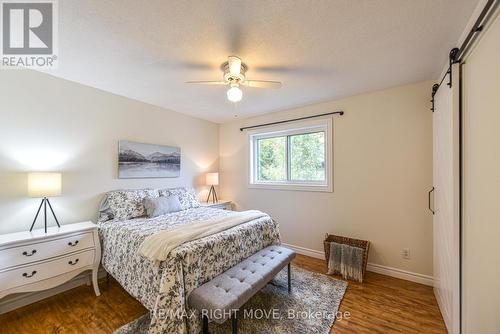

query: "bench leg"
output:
288 262 291 293
202 315 209 334
231 312 238 334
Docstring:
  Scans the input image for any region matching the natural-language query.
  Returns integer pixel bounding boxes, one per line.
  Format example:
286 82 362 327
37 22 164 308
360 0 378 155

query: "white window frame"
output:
248 117 333 192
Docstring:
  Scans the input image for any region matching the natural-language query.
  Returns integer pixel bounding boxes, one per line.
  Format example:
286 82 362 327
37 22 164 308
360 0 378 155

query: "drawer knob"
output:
68 259 79 266
22 271 37 278
68 240 79 247
22 249 37 257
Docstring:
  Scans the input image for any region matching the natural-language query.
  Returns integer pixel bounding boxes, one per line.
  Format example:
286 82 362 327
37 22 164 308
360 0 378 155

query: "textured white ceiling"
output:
41 0 479 122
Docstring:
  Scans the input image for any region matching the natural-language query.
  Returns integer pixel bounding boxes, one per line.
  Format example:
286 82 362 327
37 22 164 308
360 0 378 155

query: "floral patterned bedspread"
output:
98 207 280 334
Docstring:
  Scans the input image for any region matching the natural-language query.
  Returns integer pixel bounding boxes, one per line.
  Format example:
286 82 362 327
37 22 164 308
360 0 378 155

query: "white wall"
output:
0 70 435 277
0 70 219 234
219 80 434 276
462 10 500 334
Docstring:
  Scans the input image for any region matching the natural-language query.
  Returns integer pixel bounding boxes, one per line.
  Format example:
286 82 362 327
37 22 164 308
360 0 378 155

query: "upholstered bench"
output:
188 245 296 334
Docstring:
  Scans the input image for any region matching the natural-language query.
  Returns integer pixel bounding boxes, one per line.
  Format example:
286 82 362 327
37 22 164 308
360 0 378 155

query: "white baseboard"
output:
366 263 433 286
0 268 107 315
282 243 325 259
282 242 434 286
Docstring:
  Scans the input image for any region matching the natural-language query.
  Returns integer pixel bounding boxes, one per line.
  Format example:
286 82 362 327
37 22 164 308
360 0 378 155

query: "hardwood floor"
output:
0 254 447 334
292 255 447 334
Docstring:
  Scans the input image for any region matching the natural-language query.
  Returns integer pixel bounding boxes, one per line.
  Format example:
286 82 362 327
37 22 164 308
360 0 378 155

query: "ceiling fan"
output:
186 56 282 102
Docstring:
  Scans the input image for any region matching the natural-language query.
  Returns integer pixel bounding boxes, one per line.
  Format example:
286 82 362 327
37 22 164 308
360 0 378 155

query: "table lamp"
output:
28 172 62 233
206 172 219 204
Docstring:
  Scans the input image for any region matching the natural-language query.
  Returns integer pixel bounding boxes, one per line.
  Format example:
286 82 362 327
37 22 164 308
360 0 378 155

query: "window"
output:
249 118 332 192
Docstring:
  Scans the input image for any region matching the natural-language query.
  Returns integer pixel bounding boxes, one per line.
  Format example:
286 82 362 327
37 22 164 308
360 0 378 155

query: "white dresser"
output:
0 221 101 300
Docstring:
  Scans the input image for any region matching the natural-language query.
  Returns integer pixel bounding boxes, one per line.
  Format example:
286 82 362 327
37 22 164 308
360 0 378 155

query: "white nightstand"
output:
0 221 101 300
200 200 232 210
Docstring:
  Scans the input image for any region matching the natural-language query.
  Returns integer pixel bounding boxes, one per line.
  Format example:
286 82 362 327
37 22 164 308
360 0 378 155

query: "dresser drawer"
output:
0 232 94 270
0 249 95 292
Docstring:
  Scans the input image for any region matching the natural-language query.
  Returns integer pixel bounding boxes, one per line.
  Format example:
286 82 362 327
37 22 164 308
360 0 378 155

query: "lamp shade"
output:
206 172 219 186
28 172 62 198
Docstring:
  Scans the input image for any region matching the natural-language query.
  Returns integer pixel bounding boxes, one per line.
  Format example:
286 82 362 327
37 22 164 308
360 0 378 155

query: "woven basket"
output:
324 234 370 278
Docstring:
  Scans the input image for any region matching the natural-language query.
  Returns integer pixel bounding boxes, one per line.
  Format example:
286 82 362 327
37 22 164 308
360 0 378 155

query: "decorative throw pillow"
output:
99 189 159 221
143 196 182 218
97 195 113 223
158 187 200 210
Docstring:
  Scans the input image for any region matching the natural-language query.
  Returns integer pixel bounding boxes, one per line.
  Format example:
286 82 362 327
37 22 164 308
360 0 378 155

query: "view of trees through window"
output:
257 136 287 181
257 131 326 182
290 132 325 181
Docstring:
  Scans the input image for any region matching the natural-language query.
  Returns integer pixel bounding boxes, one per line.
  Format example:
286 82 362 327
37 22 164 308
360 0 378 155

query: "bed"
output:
97 187 280 334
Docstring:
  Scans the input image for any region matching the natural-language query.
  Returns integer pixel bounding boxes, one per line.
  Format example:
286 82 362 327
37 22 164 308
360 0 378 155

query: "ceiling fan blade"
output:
241 80 282 89
228 56 242 76
254 65 328 75
185 81 227 85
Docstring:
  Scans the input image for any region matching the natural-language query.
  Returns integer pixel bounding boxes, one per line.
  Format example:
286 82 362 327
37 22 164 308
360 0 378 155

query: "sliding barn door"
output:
432 63 460 334
461 11 500 333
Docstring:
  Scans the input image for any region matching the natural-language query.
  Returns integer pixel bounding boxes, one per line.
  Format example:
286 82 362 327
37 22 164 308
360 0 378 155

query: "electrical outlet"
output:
401 248 411 260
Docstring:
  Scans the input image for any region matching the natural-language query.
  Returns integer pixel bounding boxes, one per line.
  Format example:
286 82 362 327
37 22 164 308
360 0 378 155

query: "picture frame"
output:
118 140 181 178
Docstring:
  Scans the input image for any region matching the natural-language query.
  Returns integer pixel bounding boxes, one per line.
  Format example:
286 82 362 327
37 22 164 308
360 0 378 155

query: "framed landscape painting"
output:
118 140 181 178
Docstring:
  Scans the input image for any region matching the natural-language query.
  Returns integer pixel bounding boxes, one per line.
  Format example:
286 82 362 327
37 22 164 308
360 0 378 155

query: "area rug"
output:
114 265 347 334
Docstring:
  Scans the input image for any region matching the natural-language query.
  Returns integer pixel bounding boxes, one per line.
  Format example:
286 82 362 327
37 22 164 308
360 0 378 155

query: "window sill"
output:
248 182 333 193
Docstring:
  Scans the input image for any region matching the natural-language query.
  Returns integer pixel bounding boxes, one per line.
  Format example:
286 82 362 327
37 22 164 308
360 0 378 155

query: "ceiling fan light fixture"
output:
227 85 243 102
228 56 242 77
186 56 281 102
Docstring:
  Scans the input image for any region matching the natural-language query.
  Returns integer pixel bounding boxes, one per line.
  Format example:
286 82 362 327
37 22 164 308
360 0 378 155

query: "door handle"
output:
428 187 435 215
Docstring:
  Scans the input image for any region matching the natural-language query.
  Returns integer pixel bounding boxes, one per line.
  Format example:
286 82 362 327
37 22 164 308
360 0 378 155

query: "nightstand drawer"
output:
0 232 94 270
200 201 232 210
211 204 230 210
0 249 95 292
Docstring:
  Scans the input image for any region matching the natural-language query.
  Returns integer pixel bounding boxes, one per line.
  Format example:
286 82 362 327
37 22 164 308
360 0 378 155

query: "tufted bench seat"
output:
188 245 296 334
